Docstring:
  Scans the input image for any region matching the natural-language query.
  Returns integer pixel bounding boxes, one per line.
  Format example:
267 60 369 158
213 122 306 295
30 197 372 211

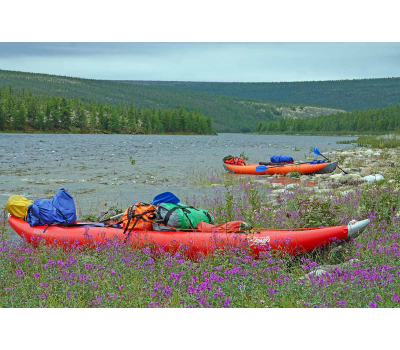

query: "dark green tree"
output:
0 104 6 130
59 98 72 130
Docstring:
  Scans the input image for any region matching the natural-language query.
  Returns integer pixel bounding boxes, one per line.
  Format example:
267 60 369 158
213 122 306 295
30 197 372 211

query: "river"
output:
0 133 356 238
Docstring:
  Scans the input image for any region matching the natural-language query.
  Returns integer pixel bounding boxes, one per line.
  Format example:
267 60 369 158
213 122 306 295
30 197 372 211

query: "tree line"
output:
0 69 288 133
256 104 400 134
0 86 214 134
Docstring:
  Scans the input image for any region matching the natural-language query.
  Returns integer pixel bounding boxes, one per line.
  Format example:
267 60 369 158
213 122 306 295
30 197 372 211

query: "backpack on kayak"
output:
6 195 34 220
270 155 294 164
27 188 77 227
122 203 156 233
223 155 246 166
153 203 214 231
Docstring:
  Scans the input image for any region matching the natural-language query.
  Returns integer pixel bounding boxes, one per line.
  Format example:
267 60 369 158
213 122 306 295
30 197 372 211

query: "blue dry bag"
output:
152 191 180 206
27 188 77 226
270 155 294 164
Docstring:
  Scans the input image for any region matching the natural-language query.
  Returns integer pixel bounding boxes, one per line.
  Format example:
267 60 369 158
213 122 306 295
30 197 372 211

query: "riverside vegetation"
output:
1 147 400 307
256 104 400 134
0 86 214 135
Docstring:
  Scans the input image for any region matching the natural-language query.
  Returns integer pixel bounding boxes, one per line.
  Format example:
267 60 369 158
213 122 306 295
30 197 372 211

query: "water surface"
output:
0 133 356 237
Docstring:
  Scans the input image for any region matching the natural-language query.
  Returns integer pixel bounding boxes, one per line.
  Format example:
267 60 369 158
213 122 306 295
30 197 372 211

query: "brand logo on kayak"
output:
33 229 44 235
249 236 270 245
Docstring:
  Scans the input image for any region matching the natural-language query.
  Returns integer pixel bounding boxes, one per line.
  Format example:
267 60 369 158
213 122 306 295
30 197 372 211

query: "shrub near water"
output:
2 179 400 308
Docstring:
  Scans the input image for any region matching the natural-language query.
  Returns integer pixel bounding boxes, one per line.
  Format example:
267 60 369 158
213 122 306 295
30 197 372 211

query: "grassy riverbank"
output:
337 134 400 149
2 145 400 307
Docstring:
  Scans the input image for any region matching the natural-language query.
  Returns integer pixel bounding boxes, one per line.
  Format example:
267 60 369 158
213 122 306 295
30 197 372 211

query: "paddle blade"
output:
313 147 322 156
152 191 180 205
256 166 268 172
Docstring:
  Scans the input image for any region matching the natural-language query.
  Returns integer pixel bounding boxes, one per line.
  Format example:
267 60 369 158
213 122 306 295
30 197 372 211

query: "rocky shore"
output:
250 147 395 196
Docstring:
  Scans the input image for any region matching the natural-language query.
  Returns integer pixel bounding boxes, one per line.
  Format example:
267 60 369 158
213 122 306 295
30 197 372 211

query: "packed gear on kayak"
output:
223 155 246 166
270 155 294 164
5 195 34 220
153 203 214 231
27 188 77 227
122 203 156 233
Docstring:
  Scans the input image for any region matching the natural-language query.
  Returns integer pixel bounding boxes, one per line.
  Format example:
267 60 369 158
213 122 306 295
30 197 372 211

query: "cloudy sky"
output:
0 42 399 82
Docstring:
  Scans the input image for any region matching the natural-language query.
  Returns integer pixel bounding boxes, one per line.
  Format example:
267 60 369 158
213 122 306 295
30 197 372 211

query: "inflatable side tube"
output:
314 162 337 174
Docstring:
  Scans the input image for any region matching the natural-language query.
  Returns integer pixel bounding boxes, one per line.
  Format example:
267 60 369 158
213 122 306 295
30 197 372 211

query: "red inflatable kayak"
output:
8 216 369 257
223 161 336 175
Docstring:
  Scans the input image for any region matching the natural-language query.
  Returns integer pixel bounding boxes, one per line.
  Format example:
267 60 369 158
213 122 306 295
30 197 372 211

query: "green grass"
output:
336 134 400 149
3 153 400 307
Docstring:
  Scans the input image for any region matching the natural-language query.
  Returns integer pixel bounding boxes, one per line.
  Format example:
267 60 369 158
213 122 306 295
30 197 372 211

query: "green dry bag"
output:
153 203 214 231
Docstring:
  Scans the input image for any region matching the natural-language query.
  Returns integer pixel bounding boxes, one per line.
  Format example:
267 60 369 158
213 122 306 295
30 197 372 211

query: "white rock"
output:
373 152 381 156
285 183 300 189
330 174 343 180
363 174 384 182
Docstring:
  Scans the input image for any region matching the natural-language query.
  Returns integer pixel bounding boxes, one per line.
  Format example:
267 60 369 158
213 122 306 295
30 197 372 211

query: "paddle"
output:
256 160 328 173
256 165 269 172
313 147 348 175
99 213 124 223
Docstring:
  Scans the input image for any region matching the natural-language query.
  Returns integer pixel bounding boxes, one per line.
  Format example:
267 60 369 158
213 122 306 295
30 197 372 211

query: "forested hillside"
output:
0 70 303 133
255 104 400 134
128 78 400 111
0 87 214 135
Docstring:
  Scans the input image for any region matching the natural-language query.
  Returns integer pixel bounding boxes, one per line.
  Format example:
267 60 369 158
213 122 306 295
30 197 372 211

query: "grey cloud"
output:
1 42 400 82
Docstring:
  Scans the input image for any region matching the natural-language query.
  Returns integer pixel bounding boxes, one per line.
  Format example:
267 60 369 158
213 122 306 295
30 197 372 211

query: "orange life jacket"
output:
122 203 156 233
224 157 246 166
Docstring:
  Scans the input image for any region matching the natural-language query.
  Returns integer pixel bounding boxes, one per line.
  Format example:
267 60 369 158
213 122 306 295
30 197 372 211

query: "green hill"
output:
256 103 400 135
0 70 337 133
127 78 400 111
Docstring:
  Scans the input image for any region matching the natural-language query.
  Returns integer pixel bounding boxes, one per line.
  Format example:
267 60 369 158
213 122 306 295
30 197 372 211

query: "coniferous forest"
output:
0 69 302 133
0 87 214 134
131 77 400 111
255 104 400 134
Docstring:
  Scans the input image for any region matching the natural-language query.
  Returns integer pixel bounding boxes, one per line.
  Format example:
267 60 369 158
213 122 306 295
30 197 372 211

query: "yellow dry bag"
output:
5 195 34 220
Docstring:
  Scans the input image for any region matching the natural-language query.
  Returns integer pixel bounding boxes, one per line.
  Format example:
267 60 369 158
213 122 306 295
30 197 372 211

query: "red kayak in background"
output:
223 161 337 175
8 216 369 257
